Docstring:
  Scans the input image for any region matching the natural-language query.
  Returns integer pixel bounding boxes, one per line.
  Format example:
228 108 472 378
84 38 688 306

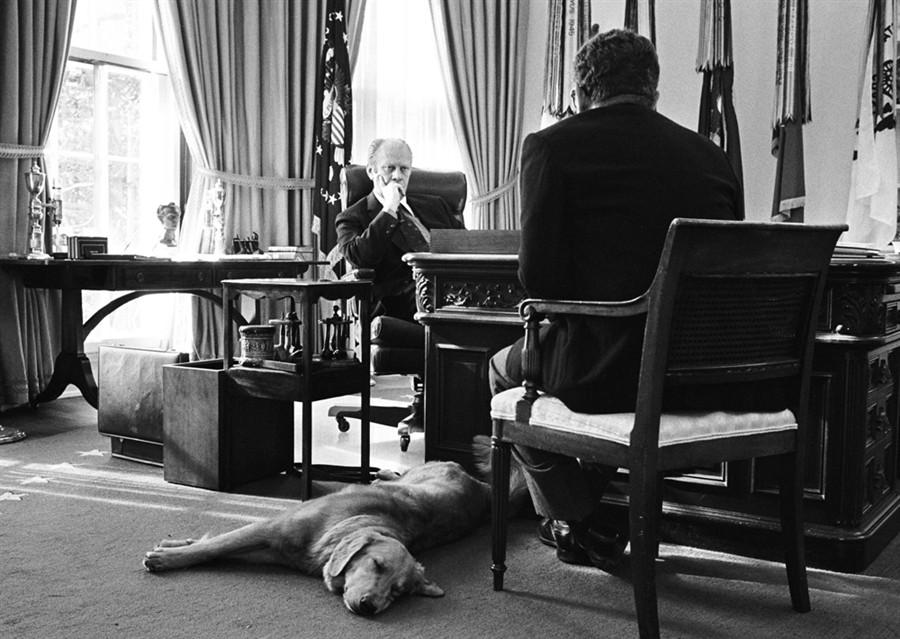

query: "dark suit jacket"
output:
336 192 464 320
519 102 743 413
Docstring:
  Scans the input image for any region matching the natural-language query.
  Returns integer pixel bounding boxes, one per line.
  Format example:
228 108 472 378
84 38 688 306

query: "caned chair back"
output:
631 219 841 464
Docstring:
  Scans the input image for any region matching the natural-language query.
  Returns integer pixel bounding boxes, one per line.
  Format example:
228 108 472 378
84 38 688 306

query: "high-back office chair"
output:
489 219 845 639
327 164 467 451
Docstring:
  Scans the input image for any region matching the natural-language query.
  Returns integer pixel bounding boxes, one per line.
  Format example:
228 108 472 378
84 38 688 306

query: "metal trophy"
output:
211 179 226 255
24 161 50 259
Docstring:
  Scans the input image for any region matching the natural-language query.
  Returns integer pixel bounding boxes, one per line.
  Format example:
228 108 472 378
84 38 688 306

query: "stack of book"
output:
832 242 894 261
266 246 313 260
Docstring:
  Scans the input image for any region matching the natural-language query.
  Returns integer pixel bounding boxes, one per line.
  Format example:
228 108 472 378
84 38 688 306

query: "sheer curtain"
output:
154 0 344 357
0 0 76 408
429 0 530 230
351 0 465 187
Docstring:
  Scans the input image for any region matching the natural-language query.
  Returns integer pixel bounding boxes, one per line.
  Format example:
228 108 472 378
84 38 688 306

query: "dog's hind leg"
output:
144 520 280 572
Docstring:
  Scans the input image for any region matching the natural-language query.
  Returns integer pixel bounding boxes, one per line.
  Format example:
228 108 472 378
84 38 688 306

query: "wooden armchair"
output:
489 219 845 639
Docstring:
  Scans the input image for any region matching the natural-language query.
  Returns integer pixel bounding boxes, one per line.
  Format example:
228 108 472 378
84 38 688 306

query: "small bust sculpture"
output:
157 202 181 247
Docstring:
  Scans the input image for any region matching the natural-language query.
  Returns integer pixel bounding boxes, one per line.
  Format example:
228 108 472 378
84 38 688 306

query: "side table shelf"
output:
221 278 373 500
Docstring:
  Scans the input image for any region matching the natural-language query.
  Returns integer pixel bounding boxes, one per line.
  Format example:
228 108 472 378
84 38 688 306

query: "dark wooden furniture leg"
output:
32 288 97 408
491 434 510 591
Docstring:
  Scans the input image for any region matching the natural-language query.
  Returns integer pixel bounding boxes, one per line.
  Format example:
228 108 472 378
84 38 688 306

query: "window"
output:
45 0 185 352
352 0 466 186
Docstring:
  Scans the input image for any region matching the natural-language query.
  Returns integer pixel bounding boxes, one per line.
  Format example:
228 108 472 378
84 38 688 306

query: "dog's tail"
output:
470 435 532 517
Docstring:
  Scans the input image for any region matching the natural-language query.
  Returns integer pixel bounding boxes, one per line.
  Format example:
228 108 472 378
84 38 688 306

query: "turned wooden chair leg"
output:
491 433 511 591
630 469 661 639
778 451 810 612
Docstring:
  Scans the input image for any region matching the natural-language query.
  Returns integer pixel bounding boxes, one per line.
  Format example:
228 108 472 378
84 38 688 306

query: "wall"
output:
522 0 869 225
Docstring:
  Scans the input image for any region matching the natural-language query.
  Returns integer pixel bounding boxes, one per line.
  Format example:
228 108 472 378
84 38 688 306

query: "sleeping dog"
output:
144 455 526 616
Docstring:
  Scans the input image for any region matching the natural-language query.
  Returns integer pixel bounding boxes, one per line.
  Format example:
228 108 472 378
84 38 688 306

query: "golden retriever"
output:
144 459 523 615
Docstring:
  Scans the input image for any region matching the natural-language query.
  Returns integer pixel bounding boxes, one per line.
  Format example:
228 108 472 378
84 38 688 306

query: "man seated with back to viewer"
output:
489 29 744 570
335 138 465 322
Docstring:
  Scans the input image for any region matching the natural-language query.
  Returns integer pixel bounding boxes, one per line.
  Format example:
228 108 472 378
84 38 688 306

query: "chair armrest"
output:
519 295 649 321
517 295 650 402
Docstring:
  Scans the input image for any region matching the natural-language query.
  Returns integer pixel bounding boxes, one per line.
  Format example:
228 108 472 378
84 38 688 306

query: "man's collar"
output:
586 94 656 110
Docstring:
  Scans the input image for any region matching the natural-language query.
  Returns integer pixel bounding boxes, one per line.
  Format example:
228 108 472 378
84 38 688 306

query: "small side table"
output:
221 278 372 500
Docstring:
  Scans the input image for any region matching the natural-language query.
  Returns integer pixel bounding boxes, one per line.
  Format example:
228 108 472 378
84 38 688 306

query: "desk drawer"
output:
119 265 213 288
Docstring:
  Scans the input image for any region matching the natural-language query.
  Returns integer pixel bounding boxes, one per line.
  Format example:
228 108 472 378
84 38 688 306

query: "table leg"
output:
359 297 370 483
32 288 97 408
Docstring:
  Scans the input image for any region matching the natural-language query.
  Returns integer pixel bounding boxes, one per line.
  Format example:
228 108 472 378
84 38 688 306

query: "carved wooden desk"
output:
404 250 900 572
0 257 314 408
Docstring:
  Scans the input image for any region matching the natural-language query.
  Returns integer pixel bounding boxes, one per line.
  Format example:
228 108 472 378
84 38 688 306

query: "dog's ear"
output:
412 562 444 598
325 529 377 578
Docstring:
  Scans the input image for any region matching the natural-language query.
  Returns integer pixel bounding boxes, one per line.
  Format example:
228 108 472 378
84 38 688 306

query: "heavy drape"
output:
0 0 75 408
428 0 529 230
154 0 363 357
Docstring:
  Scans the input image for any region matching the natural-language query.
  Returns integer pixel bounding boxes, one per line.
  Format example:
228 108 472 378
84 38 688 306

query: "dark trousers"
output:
489 340 615 522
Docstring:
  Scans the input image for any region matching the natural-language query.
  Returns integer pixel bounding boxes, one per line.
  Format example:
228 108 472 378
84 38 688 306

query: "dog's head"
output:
322 528 444 616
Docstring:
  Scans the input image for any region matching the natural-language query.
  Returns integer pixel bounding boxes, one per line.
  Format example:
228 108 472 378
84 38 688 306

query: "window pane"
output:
56 63 95 154
57 157 96 236
108 160 139 248
108 71 142 158
352 0 463 173
45 0 184 354
71 0 159 61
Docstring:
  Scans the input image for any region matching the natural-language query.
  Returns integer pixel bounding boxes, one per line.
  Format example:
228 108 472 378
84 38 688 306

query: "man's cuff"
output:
373 209 401 237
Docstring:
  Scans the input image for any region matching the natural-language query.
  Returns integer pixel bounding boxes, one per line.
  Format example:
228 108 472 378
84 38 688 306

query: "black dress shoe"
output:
537 518 627 570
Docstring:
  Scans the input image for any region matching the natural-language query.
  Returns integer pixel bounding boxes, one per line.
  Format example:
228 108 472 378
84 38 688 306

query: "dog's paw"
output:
375 469 401 482
143 550 166 572
155 538 197 549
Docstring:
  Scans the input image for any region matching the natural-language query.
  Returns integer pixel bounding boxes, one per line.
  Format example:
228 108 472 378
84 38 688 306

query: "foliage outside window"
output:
45 0 185 352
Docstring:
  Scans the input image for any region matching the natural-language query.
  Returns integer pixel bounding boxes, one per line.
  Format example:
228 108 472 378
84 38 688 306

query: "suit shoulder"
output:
335 196 372 223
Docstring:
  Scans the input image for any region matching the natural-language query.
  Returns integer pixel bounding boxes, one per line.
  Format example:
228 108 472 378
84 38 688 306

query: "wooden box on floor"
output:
162 359 293 491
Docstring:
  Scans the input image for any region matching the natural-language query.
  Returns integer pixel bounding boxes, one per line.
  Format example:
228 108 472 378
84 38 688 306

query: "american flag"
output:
313 0 353 259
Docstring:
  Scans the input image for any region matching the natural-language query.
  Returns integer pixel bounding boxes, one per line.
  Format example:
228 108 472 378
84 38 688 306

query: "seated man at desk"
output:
334 138 465 321
489 29 743 570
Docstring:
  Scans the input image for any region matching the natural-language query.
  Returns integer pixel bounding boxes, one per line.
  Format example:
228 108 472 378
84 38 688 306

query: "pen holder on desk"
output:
269 301 302 362
238 324 275 367
320 304 352 360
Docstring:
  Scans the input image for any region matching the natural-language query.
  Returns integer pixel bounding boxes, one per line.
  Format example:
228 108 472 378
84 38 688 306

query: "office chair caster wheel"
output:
400 434 410 452
336 416 350 432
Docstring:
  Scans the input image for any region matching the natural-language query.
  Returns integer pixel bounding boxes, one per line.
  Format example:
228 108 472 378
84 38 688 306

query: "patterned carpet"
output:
1 394 899 638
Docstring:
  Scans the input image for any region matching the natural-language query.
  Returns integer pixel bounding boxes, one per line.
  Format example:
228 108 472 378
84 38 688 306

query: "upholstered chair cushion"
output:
490 387 797 448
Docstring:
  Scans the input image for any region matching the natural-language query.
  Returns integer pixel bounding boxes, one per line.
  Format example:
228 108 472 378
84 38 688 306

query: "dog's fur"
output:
145 452 526 616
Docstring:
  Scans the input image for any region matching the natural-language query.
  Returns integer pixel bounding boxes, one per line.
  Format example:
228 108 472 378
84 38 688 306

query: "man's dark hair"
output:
574 29 659 107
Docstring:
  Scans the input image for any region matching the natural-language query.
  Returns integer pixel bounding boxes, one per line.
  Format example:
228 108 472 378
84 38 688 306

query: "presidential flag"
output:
313 0 353 259
845 0 898 247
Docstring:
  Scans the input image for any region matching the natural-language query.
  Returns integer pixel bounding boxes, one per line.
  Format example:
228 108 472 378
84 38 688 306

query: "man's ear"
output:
412 562 444 598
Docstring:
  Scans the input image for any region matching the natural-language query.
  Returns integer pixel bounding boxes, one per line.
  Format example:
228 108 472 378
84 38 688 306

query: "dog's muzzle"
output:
348 594 380 616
